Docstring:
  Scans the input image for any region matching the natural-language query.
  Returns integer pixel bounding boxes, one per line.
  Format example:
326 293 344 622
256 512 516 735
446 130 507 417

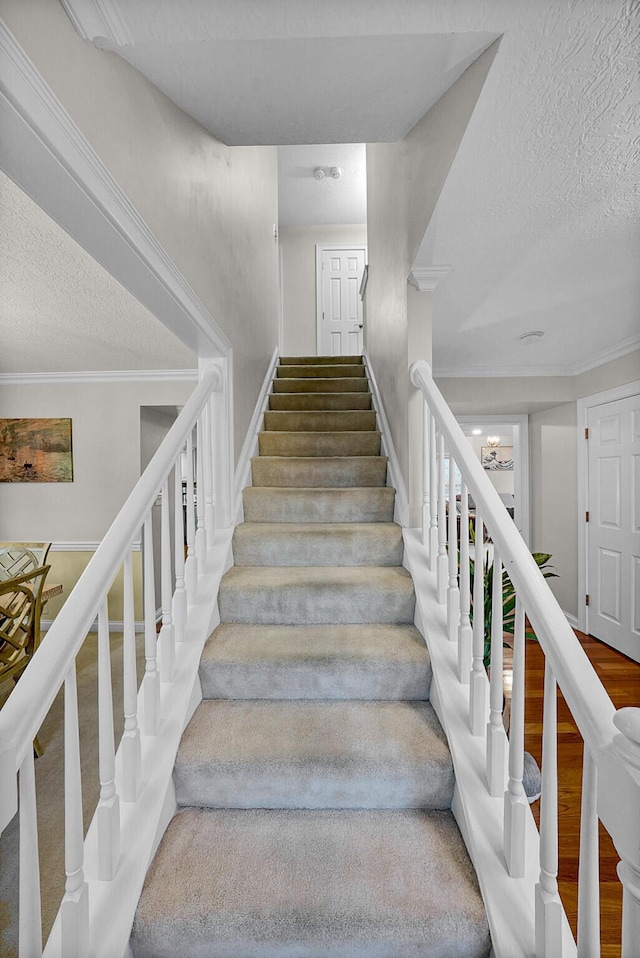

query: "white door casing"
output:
585 392 640 661
316 246 366 356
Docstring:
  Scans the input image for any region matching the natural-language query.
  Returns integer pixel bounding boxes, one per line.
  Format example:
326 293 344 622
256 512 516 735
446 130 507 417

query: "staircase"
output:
130 356 491 958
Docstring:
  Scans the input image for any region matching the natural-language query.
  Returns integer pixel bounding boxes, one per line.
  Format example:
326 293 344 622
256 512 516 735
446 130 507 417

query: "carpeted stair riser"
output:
198 623 431 700
258 431 381 457
130 808 490 958
272 376 370 393
218 566 414 625
251 456 387 488
242 486 395 523
268 392 372 410
263 409 376 432
280 355 363 365
277 364 366 379
174 700 454 810
232 523 403 567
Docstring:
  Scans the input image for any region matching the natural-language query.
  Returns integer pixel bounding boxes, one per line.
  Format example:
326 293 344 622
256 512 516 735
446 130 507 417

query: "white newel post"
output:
486 547 508 795
142 514 160 735
469 515 488 735
577 746 600 956
535 662 564 956
159 476 175 682
173 456 187 644
428 412 438 571
436 431 447 604
97 598 121 881
457 480 472 683
504 597 527 877
421 398 429 549
19 748 42 958
122 550 141 802
61 663 89 958
195 415 206 567
446 454 460 641
184 430 198 601
203 398 215 546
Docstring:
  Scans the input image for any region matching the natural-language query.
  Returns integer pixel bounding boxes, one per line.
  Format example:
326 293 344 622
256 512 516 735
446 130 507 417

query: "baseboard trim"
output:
233 346 279 523
564 611 579 629
0 370 198 386
362 352 409 527
50 541 142 552
41 619 145 632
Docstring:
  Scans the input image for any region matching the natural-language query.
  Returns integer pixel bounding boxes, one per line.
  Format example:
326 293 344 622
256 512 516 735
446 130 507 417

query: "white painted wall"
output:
279 225 368 356
1 0 280 465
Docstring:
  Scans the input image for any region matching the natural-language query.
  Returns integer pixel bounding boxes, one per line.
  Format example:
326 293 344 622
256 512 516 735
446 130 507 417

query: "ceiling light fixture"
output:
486 435 501 447
520 330 545 345
471 429 482 436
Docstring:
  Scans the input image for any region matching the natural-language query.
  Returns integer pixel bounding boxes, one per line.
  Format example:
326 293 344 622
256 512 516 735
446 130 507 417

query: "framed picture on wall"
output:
0 419 73 482
481 445 514 471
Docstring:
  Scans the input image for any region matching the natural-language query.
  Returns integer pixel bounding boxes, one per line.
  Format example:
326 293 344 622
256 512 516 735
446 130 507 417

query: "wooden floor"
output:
523 629 640 957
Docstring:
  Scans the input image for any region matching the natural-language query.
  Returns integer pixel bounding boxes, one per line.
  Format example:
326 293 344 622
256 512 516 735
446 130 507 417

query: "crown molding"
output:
570 335 640 376
0 369 199 386
408 266 451 292
59 0 134 47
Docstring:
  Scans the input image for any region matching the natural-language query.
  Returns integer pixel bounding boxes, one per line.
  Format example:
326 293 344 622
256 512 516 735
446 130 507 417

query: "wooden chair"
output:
0 542 51 581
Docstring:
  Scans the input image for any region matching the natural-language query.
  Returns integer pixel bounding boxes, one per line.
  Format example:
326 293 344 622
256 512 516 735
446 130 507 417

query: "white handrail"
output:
0 364 221 785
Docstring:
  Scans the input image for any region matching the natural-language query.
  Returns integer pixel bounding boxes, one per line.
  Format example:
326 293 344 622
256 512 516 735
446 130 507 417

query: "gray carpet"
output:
131 356 491 957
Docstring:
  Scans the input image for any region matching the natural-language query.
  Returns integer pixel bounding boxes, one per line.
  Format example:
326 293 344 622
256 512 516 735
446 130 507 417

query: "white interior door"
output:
317 247 366 356
587 393 640 661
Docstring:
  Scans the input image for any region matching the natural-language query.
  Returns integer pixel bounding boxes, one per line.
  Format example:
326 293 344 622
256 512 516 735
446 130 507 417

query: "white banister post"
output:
535 662 565 956
195 414 206 567
577 746 600 956
173 457 187 644
203 397 215 546
158 476 175 683
142 513 160 735
469 514 488 735
121 550 141 802
184 430 198 601
457 479 472 683
421 397 430 549
19 748 42 958
436 430 447 604
504 596 527 877
428 412 438 572
206 358 232 529
486 547 508 795
97 598 120 881
61 663 89 958
446 455 460 641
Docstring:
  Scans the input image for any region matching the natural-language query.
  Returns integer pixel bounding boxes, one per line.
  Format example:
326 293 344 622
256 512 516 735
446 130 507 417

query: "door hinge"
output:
585 594 590 606
585 427 589 440
585 511 589 522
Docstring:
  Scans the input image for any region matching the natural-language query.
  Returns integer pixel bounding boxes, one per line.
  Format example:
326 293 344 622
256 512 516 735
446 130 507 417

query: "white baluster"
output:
436 430 447 604
486 547 508 795
457 479 472 684
421 398 430 549
121 550 141 802
173 458 187 644
535 662 565 955
142 514 160 735
446 454 460 641
504 597 527 877
428 413 438 571
469 514 488 735
195 414 206 567
184 430 198 602
203 397 215 544
577 746 599 957
60 663 89 958
158 476 175 683
611 710 640 957
97 598 120 880
19 748 42 958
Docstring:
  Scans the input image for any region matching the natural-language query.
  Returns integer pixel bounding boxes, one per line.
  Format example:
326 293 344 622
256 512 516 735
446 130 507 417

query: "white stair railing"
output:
410 359 640 957
0 363 229 958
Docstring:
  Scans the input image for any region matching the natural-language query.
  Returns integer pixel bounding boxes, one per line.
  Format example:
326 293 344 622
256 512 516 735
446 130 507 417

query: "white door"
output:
317 247 366 356
587 393 640 661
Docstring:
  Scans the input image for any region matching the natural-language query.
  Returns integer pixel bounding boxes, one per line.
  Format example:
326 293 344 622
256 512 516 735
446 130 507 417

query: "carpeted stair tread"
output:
258 430 381 457
263 409 376 432
280 355 363 365
199 623 431 700
277 364 366 379
174 700 454 810
251 456 387 488
242 486 396 523
268 392 372 411
232 522 403 566
272 376 370 393
130 807 491 958
219 565 414 624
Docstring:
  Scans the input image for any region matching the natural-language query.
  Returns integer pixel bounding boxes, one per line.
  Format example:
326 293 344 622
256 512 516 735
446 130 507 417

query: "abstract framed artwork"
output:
481 445 514 471
0 419 73 482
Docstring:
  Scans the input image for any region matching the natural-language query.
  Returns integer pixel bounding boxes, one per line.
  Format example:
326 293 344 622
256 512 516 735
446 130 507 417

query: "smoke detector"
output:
520 330 545 346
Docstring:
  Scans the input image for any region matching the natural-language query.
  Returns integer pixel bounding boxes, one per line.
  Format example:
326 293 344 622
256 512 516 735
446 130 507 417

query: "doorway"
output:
316 245 366 356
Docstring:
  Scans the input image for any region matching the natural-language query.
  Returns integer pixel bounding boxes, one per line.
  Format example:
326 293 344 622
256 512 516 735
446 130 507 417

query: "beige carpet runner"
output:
131 356 490 957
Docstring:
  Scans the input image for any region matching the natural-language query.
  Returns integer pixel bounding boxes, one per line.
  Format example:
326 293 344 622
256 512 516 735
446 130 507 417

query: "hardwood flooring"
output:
523 630 640 956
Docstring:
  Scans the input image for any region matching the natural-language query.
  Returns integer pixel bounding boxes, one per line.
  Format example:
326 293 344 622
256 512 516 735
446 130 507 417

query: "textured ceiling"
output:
278 144 366 227
0 171 197 374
